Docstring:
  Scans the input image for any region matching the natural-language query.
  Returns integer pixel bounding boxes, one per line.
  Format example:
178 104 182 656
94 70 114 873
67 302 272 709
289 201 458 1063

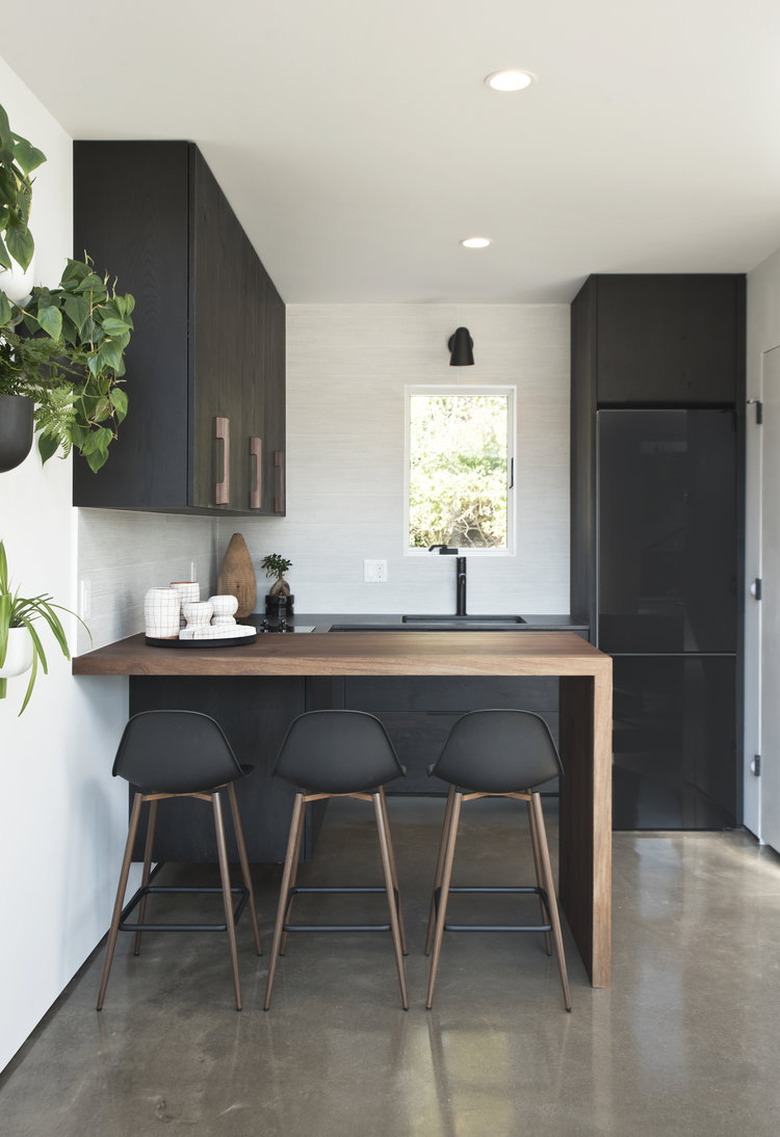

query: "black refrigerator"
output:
596 409 737 829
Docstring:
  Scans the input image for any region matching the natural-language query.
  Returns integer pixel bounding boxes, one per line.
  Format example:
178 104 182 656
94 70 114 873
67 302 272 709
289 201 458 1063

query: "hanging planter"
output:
0 539 90 712
0 625 34 678
0 101 134 475
0 392 34 471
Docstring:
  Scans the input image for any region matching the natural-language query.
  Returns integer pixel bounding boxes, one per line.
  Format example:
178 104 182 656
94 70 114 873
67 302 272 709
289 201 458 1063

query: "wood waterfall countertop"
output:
72 629 608 678
73 627 613 989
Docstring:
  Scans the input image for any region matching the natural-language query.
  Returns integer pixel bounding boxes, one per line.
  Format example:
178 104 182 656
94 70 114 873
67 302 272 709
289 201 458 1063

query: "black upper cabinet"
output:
577 274 744 405
72 141 285 515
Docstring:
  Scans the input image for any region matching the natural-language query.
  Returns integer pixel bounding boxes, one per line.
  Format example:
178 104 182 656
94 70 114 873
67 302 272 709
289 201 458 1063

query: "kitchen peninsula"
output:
74 626 612 986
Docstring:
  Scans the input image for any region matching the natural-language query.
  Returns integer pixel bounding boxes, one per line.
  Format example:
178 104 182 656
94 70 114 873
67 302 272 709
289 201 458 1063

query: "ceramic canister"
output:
170 581 200 626
144 587 182 639
182 600 214 631
209 594 239 626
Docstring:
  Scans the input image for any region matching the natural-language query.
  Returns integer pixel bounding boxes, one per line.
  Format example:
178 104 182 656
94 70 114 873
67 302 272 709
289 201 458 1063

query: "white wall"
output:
237 303 570 614
744 249 780 840
0 66 221 1074
0 64 130 1072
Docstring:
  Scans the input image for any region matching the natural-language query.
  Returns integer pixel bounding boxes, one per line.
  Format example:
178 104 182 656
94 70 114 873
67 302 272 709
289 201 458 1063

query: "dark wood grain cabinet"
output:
72 141 285 515
570 273 745 830
576 274 744 405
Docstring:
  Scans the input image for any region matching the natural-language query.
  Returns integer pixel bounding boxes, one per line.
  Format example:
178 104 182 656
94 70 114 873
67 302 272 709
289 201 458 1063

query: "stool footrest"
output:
436 884 554 935
282 884 399 934
118 884 249 933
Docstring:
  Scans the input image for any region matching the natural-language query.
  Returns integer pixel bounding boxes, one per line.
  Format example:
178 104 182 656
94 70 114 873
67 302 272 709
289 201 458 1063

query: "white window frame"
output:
404 384 516 557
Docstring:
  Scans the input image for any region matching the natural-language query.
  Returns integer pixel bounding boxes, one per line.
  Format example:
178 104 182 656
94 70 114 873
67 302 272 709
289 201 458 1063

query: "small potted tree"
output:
261 553 293 619
0 539 90 713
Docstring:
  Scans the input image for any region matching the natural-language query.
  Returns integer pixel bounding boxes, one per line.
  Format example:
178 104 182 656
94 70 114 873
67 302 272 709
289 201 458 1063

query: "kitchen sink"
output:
402 614 526 624
328 616 527 631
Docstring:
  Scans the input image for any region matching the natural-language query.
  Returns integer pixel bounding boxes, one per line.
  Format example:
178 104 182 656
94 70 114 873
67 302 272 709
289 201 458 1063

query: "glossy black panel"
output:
598 409 737 653
612 656 736 830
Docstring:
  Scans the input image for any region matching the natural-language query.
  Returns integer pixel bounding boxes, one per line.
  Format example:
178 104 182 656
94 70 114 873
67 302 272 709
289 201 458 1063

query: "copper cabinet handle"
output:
215 416 230 505
250 436 262 510
274 450 285 514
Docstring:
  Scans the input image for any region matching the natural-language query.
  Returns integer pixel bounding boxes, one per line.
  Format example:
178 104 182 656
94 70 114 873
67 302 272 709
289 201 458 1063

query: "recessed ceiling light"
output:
485 69 535 92
460 236 492 249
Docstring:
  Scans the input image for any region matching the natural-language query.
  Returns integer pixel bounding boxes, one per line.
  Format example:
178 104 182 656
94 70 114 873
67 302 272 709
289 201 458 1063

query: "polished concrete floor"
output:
2 795 780 1137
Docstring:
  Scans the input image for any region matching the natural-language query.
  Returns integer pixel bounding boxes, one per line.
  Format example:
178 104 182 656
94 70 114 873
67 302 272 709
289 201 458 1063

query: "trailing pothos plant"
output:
0 257 134 471
0 100 133 473
0 539 90 714
0 102 45 274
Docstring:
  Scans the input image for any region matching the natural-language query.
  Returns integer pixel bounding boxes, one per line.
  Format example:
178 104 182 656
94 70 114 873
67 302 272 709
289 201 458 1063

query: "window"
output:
406 386 514 553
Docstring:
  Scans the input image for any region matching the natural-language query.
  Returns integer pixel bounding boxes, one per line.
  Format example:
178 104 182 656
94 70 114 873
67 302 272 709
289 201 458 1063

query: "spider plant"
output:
0 539 90 713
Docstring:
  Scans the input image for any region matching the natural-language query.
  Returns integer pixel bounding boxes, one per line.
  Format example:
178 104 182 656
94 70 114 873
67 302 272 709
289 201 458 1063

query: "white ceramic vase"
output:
209 594 239 626
143 587 182 639
0 626 35 678
182 600 214 632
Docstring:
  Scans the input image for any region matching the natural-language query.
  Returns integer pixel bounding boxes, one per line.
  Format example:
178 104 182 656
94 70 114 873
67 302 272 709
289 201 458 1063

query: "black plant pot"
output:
0 394 34 473
265 592 294 618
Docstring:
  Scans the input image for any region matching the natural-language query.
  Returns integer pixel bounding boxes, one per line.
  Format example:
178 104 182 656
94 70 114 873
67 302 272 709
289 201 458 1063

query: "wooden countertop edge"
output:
72 630 612 678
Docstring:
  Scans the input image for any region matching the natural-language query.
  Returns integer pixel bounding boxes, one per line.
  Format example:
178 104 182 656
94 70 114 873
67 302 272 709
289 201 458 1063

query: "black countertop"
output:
250 612 589 634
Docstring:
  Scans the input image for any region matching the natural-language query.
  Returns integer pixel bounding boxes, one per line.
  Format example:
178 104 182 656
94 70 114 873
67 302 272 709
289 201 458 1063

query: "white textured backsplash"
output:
76 509 219 651
235 303 571 616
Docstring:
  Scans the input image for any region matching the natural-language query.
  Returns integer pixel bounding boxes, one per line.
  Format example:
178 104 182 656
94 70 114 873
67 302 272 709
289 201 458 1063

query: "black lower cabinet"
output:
129 676 311 863
611 656 737 829
127 673 564 861
343 676 560 793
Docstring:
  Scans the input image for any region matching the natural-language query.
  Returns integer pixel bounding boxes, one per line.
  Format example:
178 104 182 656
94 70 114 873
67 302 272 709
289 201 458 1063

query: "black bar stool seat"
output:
425 708 572 1011
97 710 262 1012
263 709 409 1010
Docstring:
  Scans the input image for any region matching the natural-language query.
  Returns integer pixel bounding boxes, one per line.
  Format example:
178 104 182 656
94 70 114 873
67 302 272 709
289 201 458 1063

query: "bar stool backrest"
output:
273 709 403 793
432 708 563 793
112 710 244 794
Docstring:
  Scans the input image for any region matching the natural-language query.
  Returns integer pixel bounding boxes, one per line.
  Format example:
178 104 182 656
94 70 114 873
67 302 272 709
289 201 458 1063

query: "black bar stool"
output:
263 709 408 1010
97 710 262 1011
425 708 571 1011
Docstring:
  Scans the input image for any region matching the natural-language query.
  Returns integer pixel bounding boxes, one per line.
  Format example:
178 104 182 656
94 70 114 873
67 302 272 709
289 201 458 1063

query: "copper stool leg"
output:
133 798 158 957
97 792 144 1011
227 782 262 957
526 798 552 956
426 790 463 1009
373 792 409 1010
212 791 243 1011
378 787 407 956
264 792 306 1010
529 791 571 1011
279 794 307 957
425 785 457 956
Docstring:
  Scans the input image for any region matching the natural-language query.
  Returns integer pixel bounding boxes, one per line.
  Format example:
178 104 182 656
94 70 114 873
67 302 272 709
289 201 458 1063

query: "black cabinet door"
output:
594 274 744 404
597 409 737 653
73 142 192 509
73 141 284 515
612 656 737 829
189 148 260 510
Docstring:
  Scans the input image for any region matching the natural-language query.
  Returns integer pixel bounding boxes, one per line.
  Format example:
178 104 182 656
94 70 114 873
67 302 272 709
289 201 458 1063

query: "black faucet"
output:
429 544 467 616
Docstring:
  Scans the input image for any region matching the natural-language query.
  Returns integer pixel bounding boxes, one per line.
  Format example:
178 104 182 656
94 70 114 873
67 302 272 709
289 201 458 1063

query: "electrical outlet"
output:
79 580 92 620
364 559 388 583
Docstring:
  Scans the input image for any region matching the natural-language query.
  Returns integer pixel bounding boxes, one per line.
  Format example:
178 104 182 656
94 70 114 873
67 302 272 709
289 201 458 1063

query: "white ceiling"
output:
5 0 780 303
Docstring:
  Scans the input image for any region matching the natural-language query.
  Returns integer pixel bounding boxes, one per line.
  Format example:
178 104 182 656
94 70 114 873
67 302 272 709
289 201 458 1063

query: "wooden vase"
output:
217 533 257 618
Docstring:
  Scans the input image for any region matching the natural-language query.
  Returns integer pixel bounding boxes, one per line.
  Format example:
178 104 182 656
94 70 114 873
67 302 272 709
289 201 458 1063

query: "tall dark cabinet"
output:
571 274 745 829
72 141 286 515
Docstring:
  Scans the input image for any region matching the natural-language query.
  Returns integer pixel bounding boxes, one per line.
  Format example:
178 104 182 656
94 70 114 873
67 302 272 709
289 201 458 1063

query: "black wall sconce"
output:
448 327 474 366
